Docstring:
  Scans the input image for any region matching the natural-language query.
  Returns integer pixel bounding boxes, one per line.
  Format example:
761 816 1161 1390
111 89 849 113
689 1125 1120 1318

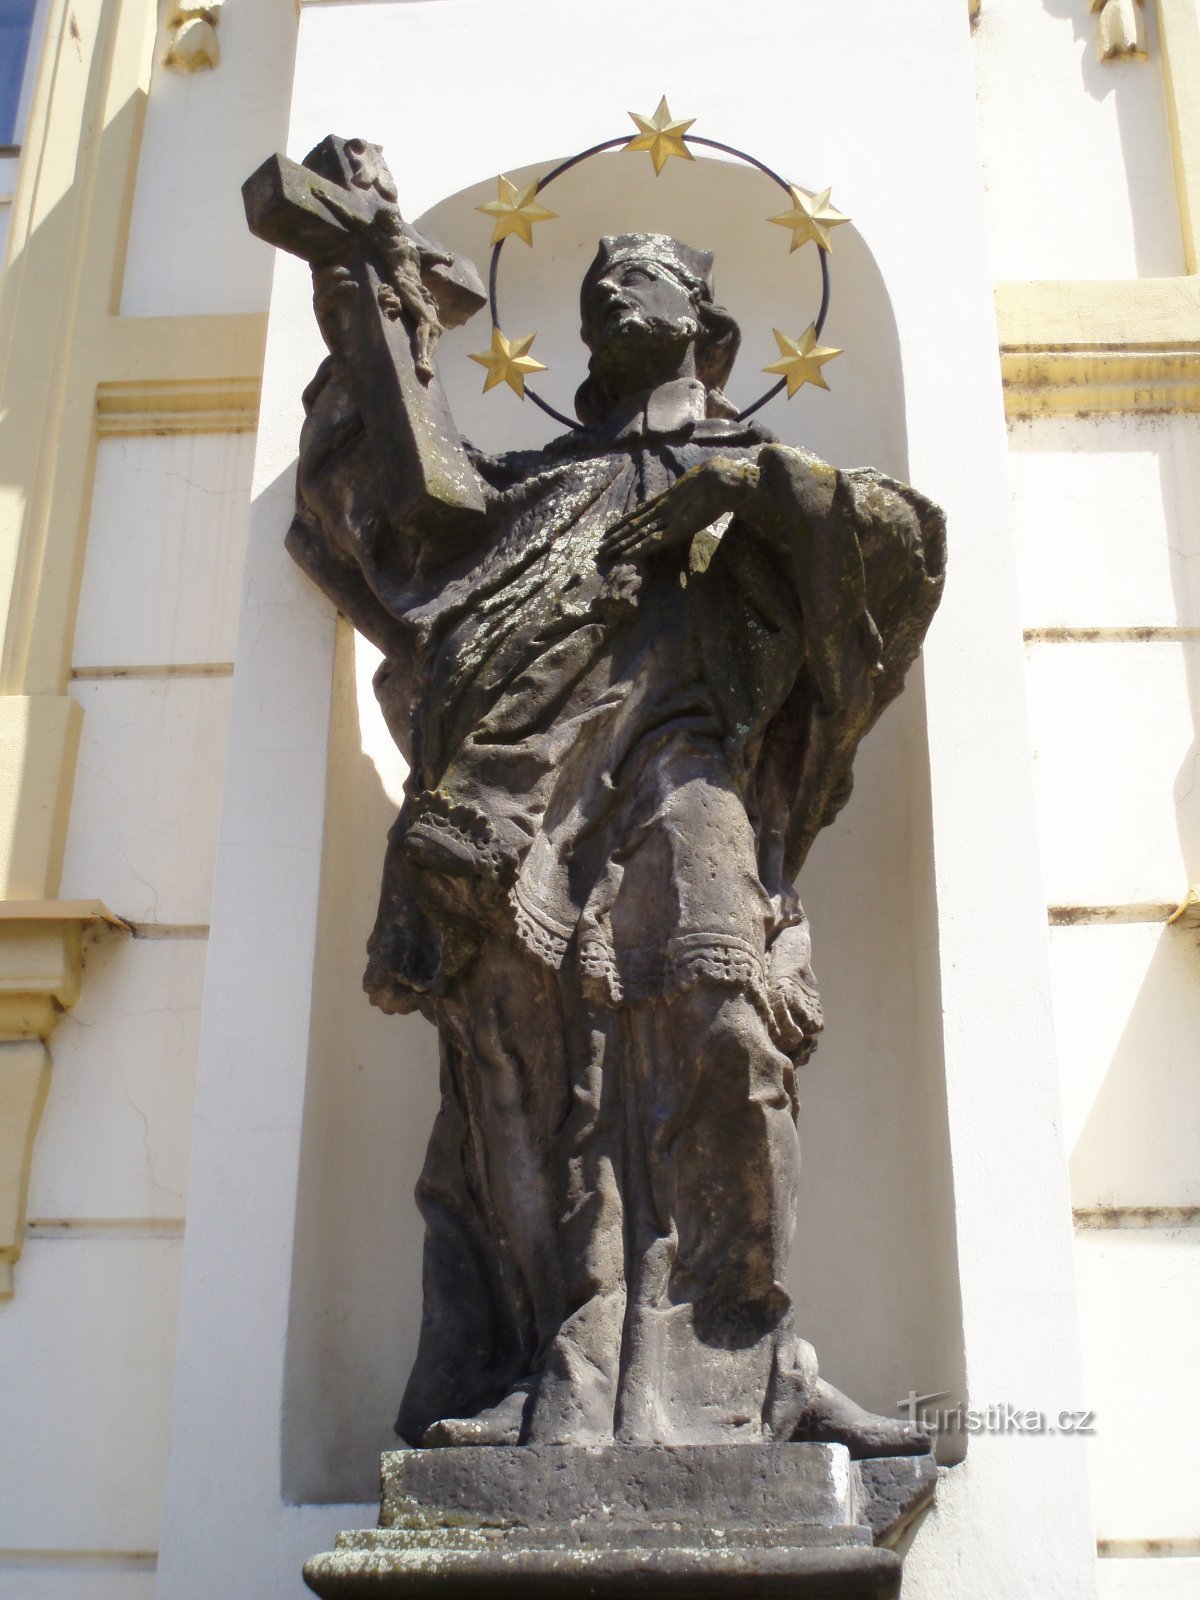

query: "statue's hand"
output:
600 457 759 563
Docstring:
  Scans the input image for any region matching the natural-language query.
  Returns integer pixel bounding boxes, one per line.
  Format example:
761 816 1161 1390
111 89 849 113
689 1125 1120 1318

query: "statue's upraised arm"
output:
243 135 487 545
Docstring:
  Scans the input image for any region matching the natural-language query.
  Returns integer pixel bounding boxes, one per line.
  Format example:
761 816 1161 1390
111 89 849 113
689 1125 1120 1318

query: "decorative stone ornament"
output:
163 1 222 73
1091 0 1147 61
245 119 946 1599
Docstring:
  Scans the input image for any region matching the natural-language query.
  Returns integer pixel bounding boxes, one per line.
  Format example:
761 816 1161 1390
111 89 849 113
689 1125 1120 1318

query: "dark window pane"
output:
0 0 37 147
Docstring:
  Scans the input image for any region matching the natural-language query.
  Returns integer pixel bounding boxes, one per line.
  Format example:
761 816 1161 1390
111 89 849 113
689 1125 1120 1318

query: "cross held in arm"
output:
243 135 488 536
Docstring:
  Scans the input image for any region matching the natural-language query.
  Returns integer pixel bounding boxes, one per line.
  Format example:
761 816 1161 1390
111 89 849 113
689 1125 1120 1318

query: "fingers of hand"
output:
605 512 668 559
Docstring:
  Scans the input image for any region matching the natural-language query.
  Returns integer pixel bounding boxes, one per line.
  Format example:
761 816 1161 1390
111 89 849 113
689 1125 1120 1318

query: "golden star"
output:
468 327 548 397
625 96 696 176
763 326 843 396
767 185 850 252
476 176 557 248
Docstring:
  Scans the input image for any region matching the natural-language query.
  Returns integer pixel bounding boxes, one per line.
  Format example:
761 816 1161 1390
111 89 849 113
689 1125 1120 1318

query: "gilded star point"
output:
763 325 843 397
469 326 548 398
625 95 696 176
476 175 557 248
768 184 850 252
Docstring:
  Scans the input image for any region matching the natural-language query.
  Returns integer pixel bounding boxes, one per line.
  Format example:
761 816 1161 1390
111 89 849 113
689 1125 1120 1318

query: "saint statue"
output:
253 139 945 1461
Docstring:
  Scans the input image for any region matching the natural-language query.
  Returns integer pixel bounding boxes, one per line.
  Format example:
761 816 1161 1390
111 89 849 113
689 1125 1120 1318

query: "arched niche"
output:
281 153 965 1502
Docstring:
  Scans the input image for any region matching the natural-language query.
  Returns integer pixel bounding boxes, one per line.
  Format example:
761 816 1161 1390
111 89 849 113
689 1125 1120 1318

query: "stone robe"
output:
288 362 946 1446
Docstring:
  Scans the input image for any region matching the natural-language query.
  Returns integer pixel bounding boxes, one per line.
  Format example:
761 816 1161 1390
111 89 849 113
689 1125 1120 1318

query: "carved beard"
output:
589 310 701 399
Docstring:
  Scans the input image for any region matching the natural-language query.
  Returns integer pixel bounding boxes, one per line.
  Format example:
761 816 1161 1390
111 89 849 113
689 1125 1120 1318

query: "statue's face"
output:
583 255 701 397
587 258 697 341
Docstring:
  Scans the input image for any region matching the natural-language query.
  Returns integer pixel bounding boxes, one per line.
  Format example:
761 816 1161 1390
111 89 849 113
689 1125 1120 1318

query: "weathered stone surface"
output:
303 1445 910 1598
303 1540 902 1599
380 1443 858 1535
243 136 486 538
852 1455 939 1548
248 133 945 1596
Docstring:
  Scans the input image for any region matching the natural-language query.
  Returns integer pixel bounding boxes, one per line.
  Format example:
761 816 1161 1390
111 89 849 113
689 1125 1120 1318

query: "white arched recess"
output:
156 4 1099 1599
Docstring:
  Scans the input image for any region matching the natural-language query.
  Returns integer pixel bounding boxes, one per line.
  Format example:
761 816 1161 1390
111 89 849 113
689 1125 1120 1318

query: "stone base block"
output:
302 1444 936 1599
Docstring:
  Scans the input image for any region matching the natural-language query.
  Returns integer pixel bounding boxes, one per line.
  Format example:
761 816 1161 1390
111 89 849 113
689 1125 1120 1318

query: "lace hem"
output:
510 880 572 968
404 791 519 888
578 929 768 1009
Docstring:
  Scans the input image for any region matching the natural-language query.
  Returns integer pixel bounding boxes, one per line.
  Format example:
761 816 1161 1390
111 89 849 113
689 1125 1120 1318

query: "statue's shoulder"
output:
690 416 777 449
466 428 606 479
840 463 946 536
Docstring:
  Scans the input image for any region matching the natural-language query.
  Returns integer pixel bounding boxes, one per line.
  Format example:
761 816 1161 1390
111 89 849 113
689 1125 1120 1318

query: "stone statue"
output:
245 138 945 1464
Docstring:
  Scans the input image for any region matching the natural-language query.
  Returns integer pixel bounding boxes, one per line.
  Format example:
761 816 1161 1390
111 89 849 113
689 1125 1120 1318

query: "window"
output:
0 0 38 150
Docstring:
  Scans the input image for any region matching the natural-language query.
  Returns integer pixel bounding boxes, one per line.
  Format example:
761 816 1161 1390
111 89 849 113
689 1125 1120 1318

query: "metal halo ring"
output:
486 133 833 432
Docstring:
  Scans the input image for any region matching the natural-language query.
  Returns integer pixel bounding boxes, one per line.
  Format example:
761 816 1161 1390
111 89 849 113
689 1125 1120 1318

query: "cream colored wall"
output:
0 0 291 1593
1005 414 1200 1595
977 2 1200 1591
0 425 252 1594
0 0 52 282
975 0 1182 280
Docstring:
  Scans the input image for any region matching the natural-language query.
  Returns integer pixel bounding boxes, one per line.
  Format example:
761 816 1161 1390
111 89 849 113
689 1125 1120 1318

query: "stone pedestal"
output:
303 1445 936 1599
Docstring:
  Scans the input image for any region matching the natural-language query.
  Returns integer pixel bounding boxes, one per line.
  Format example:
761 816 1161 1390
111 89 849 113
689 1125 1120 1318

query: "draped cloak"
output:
288 362 946 1445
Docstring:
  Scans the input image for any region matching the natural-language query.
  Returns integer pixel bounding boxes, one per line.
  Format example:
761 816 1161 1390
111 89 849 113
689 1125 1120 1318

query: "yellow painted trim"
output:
1002 348 1200 415
995 0 1200 416
0 694 82 901
1159 0 1200 272
0 0 156 701
995 276 1200 347
0 1040 50 1295
0 899 129 926
0 0 266 903
0 902 126 1296
93 308 267 381
95 312 266 433
0 1 266 1297
97 375 262 436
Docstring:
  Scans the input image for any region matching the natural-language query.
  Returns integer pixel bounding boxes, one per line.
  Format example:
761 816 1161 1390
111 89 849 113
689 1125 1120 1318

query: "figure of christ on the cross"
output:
246 136 945 1456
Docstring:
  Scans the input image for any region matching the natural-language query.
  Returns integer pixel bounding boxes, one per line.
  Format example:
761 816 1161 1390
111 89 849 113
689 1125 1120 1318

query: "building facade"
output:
0 2 1197 1597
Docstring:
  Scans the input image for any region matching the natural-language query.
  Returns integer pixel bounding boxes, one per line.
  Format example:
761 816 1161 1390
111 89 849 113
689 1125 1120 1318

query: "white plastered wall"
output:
973 0 1183 279
1007 414 1200 1595
973 3 1200 1591
0 434 254 1600
0 0 296 1592
155 3 1097 1598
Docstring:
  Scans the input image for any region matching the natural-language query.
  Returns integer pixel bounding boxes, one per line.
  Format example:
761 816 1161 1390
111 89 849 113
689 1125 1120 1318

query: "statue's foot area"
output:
419 1385 531 1448
794 1379 932 1459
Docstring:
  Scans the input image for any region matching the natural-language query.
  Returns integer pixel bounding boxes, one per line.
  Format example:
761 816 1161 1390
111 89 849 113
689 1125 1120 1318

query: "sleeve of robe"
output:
751 454 947 881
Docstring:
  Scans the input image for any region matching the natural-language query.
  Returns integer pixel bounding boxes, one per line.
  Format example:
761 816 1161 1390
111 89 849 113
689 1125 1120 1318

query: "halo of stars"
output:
468 98 849 426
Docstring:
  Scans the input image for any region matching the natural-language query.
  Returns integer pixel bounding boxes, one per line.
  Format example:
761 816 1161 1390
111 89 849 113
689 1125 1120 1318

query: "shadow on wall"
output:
1007 412 1200 1207
1067 919 1200 1207
281 155 965 1501
1163 428 1200 897
1039 0 1180 276
1064 417 1200 1209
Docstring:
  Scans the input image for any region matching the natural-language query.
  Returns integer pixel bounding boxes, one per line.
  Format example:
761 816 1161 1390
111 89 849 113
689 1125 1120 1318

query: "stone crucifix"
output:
243 135 488 538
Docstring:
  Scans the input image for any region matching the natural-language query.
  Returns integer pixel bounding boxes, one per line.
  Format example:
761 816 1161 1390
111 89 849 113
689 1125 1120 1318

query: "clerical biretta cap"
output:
584 233 717 303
